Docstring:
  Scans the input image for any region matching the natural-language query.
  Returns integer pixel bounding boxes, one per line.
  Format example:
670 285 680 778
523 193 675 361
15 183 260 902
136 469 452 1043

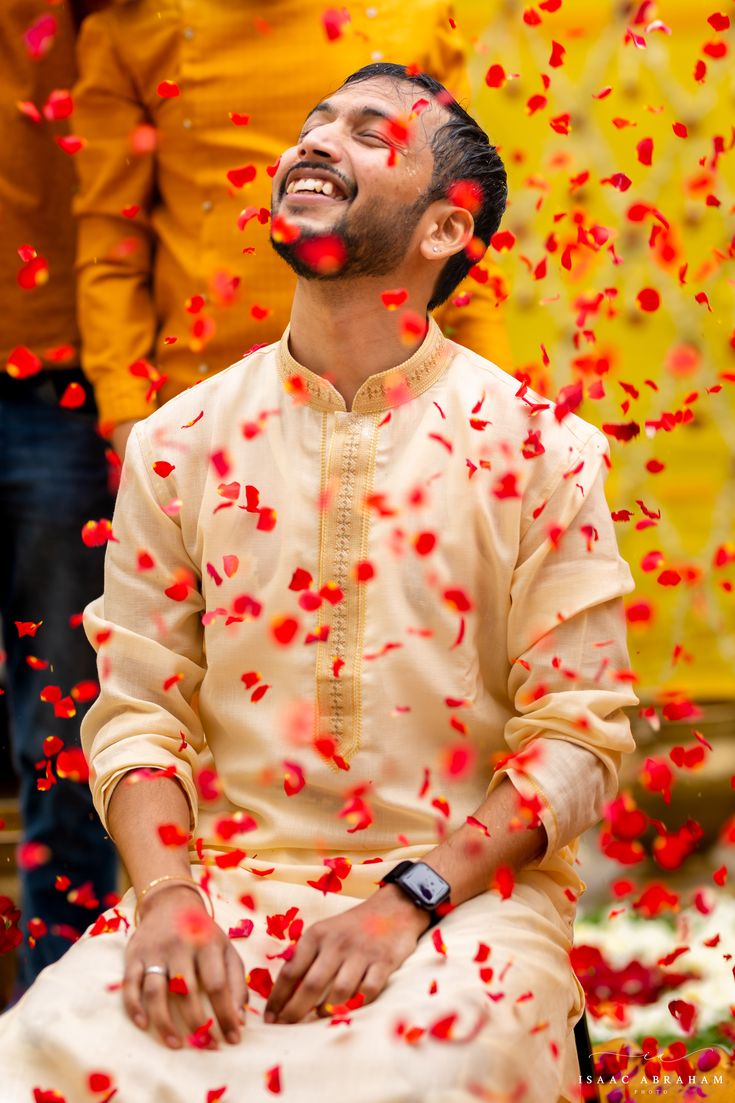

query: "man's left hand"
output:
264 885 430 1024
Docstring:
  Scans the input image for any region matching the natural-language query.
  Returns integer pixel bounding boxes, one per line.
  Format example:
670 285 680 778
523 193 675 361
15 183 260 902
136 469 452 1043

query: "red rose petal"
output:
637 287 660 312
6 346 42 379
226 164 257 188
270 615 299 645
157 80 180 98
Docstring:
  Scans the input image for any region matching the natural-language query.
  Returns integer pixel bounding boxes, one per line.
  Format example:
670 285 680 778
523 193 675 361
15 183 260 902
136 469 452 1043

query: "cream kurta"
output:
1 320 637 1102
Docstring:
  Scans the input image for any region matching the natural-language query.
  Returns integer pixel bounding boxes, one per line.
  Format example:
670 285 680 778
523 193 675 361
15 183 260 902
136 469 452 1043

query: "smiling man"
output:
272 93 444 286
0 64 637 1103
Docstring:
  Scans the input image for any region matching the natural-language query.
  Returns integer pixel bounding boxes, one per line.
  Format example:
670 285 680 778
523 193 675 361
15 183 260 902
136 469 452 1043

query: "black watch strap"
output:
425 906 443 929
382 860 414 883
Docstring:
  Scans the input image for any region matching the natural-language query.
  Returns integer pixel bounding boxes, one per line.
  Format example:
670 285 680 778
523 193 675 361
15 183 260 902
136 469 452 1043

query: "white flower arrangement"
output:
574 892 735 1044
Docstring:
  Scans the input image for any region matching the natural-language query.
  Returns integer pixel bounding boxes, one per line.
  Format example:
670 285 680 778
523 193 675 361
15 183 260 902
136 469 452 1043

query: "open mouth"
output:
283 169 351 203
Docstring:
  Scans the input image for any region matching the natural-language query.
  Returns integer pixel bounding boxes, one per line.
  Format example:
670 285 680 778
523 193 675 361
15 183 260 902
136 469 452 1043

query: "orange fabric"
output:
73 0 513 429
0 1 81 370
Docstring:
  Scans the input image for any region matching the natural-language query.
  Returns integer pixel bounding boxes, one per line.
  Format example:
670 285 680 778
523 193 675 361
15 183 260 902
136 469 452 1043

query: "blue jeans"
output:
0 370 118 991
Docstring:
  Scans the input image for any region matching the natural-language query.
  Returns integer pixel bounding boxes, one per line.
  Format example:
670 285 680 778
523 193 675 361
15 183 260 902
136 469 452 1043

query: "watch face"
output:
401 862 450 908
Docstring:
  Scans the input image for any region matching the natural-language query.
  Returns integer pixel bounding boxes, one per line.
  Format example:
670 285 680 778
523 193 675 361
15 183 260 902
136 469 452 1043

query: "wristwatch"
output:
380 860 451 928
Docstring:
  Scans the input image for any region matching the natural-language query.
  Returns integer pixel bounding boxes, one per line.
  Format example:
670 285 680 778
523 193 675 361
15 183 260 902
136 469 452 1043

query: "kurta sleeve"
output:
80 425 206 835
487 427 639 863
73 11 158 431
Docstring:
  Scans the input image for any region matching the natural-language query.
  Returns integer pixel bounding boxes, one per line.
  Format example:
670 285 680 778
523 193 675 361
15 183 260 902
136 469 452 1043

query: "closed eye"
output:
358 132 399 149
297 126 393 147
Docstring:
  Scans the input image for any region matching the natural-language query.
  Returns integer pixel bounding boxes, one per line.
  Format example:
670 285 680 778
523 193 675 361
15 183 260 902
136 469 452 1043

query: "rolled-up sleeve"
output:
81 425 206 835
488 428 639 862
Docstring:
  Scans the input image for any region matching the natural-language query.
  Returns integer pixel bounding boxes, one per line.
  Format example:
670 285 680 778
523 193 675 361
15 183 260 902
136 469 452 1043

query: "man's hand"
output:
264 884 430 1025
110 418 141 460
123 884 247 1049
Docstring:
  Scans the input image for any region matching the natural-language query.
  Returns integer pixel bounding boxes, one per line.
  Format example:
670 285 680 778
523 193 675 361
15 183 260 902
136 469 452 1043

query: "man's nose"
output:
298 125 342 162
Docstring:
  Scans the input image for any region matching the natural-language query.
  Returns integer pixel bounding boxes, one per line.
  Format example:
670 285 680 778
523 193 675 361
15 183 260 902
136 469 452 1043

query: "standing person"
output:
72 0 513 460
0 0 117 1000
0 65 636 1103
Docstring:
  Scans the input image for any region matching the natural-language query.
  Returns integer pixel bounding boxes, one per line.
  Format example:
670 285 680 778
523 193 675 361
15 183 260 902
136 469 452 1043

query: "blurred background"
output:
454 0 735 1075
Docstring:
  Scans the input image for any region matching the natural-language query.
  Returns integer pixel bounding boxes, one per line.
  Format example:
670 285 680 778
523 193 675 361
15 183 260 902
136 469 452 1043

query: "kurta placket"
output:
275 320 455 771
316 409 380 766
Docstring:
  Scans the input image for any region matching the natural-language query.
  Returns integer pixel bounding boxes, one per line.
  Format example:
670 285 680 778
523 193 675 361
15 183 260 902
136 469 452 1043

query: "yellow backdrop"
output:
454 0 735 699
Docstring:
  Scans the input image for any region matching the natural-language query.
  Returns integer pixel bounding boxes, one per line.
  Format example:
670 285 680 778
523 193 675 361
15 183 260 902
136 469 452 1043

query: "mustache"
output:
281 160 356 201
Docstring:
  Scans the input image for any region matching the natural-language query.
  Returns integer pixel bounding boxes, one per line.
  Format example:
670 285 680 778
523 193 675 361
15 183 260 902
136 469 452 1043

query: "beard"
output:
270 194 429 281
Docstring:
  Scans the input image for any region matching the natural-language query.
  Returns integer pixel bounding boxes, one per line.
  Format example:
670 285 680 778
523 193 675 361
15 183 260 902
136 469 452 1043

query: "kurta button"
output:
183 25 194 40
183 118 192 129
197 363 209 375
202 199 213 212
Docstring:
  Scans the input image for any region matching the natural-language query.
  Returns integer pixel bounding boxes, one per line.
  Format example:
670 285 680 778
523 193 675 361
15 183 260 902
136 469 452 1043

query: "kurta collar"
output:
276 316 452 414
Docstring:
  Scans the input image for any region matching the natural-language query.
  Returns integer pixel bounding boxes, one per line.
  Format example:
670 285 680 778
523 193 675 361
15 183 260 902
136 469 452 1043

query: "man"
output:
72 0 512 459
0 65 637 1103
0 0 117 1001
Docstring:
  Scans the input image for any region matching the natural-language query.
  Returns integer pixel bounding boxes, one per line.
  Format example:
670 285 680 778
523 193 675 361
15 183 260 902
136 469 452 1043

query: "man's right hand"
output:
123 884 248 1049
110 418 141 460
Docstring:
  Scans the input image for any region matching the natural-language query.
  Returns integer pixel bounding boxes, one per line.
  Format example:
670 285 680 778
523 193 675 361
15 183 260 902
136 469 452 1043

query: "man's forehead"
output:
303 77 443 126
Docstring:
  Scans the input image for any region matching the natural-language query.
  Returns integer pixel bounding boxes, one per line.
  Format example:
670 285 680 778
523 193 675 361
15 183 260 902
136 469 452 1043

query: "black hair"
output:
339 62 508 310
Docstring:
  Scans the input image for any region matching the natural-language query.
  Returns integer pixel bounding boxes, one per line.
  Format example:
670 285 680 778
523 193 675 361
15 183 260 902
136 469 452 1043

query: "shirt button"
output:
183 25 194 40
202 199 213 212
197 363 209 375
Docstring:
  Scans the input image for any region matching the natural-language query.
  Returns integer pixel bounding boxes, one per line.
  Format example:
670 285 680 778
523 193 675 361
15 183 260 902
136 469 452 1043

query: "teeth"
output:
296 178 321 193
287 176 343 198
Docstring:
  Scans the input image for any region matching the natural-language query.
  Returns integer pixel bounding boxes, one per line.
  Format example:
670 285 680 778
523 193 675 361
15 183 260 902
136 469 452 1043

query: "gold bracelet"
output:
133 874 215 926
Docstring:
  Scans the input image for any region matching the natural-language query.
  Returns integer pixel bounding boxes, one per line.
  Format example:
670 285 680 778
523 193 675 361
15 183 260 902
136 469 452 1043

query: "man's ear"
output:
419 202 474 263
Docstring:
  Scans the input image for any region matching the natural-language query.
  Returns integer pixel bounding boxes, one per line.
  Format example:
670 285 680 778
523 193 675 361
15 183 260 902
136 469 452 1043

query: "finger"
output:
142 970 181 1049
264 936 319 1023
316 958 368 1017
122 956 148 1029
196 942 241 1044
167 956 209 1041
225 944 248 1023
275 951 342 1025
359 962 391 1007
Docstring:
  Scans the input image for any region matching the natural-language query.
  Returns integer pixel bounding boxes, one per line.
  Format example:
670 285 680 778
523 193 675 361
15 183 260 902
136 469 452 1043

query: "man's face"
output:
270 77 443 280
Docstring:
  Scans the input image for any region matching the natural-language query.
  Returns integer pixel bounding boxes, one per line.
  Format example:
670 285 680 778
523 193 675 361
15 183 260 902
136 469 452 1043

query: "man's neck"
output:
287 279 429 411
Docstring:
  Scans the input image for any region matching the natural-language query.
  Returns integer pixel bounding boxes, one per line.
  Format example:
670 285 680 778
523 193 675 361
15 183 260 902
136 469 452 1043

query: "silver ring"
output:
143 965 169 978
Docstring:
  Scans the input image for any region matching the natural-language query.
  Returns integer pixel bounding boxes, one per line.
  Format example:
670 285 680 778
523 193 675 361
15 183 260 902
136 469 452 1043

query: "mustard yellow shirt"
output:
0 1 80 369
73 0 513 430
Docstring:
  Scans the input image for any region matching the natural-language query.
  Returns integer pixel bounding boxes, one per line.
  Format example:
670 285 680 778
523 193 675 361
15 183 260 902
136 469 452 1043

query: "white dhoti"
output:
2 861 584 1103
